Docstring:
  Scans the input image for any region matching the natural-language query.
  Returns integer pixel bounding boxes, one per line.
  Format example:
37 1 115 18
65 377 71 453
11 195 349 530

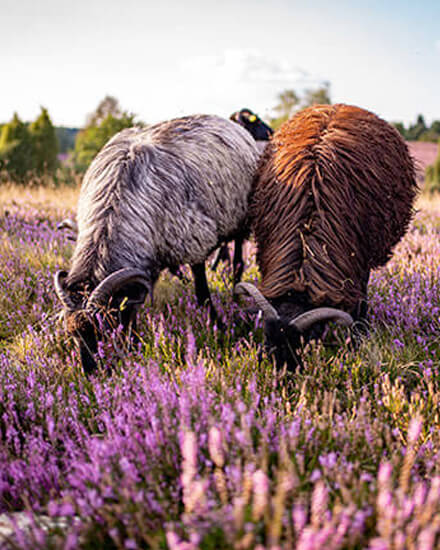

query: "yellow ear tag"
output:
248 115 257 122
120 296 128 311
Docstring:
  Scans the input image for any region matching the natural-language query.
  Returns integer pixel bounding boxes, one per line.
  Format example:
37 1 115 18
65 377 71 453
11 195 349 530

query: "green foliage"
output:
29 107 59 175
0 113 34 181
74 113 136 172
73 97 137 172
0 108 60 182
55 127 79 154
425 139 440 193
302 82 331 107
393 115 440 142
270 84 332 130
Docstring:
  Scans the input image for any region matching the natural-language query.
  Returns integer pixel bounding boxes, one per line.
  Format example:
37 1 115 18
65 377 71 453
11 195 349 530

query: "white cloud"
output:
180 49 322 86
178 49 327 119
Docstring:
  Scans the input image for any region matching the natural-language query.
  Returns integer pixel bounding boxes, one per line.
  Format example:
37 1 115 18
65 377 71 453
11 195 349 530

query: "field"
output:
1 182 440 549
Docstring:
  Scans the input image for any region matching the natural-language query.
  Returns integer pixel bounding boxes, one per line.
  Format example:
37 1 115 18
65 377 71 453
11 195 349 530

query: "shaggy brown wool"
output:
252 104 418 312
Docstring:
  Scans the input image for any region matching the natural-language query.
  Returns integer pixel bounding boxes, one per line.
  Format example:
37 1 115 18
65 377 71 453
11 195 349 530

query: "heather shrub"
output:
1 190 440 548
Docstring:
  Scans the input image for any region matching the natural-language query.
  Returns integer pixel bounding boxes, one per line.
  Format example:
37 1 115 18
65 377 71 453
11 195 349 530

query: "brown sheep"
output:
236 103 418 368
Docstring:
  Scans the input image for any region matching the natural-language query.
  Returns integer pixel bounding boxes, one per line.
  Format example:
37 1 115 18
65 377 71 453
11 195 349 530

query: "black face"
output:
263 316 331 370
261 294 334 370
67 282 147 374
263 317 303 369
231 109 274 141
70 303 137 374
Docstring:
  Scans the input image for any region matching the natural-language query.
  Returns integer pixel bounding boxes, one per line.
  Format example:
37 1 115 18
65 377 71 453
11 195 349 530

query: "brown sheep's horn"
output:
289 308 354 332
86 268 150 312
54 270 77 311
234 282 279 321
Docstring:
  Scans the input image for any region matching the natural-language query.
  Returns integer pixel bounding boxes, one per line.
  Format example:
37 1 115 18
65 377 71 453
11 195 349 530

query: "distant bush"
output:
0 108 59 182
29 107 59 175
73 111 136 172
393 115 440 143
425 140 440 192
0 113 35 181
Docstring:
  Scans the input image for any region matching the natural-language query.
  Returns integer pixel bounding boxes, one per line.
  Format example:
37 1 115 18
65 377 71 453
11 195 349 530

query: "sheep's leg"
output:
191 263 213 307
351 270 370 346
210 244 231 272
191 263 222 326
357 270 370 323
233 236 244 285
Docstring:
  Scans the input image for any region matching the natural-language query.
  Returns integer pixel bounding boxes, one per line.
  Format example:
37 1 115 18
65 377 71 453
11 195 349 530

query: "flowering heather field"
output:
1 186 440 549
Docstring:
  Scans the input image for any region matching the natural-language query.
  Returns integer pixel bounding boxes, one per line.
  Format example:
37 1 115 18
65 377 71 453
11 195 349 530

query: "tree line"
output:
393 115 440 143
0 91 439 187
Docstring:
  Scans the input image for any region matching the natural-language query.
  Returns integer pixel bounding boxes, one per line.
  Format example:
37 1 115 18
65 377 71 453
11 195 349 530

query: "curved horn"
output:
86 268 150 311
57 219 78 232
54 270 77 310
289 308 354 332
234 282 279 321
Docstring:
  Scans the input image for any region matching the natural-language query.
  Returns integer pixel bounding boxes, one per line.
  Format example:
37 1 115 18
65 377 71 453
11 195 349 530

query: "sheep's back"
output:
69 115 259 285
252 104 418 309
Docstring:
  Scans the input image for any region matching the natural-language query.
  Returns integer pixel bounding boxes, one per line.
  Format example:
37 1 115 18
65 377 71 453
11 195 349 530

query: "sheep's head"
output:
235 283 353 369
230 109 273 141
55 269 151 373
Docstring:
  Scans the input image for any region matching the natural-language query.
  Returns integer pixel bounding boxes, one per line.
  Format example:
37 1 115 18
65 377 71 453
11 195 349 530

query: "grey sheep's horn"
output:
234 282 279 321
57 219 78 232
289 308 354 332
86 268 150 311
54 270 77 311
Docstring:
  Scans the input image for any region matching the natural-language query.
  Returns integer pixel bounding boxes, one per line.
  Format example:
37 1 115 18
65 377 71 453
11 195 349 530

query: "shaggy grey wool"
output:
66 114 259 289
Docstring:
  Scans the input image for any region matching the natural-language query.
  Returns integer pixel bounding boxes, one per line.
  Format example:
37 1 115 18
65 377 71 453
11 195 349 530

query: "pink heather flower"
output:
292 503 307 535
377 462 393 486
252 469 269 519
407 416 423 445
186 328 196 362
311 481 328 527
97 340 105 360
208 426 224 468
181 430 197 474
417 527 436 550
181 430 198 511
297 527 317 550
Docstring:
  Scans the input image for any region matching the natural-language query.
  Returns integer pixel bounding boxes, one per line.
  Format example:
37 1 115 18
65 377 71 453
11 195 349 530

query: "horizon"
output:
1 0 439 128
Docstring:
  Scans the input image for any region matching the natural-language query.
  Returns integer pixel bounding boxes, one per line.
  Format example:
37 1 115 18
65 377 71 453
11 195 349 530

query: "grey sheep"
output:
54 114 259 372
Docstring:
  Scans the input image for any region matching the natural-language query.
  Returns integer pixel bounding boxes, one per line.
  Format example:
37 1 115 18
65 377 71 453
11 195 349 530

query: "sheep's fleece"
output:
67 114 259 288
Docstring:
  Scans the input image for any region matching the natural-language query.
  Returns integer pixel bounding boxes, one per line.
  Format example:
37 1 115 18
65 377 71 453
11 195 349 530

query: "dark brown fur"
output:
252 104 418 313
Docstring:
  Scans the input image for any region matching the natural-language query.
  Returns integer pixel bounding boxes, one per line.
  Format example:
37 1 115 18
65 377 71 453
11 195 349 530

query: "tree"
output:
274 89 300 119
302 83 331 107
74 110 136 172
85 95 123 127
0 113 34 181
407 114 427 141
29 107 59 175
270 84 332 130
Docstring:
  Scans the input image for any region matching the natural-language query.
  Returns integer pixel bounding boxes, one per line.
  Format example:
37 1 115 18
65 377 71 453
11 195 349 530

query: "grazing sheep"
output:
54 114 259 372
211 109 274 272
230 108 274 142
236 103 418 368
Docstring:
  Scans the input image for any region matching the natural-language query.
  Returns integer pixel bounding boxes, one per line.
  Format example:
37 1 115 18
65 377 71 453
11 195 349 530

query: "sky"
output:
1 0 439 128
